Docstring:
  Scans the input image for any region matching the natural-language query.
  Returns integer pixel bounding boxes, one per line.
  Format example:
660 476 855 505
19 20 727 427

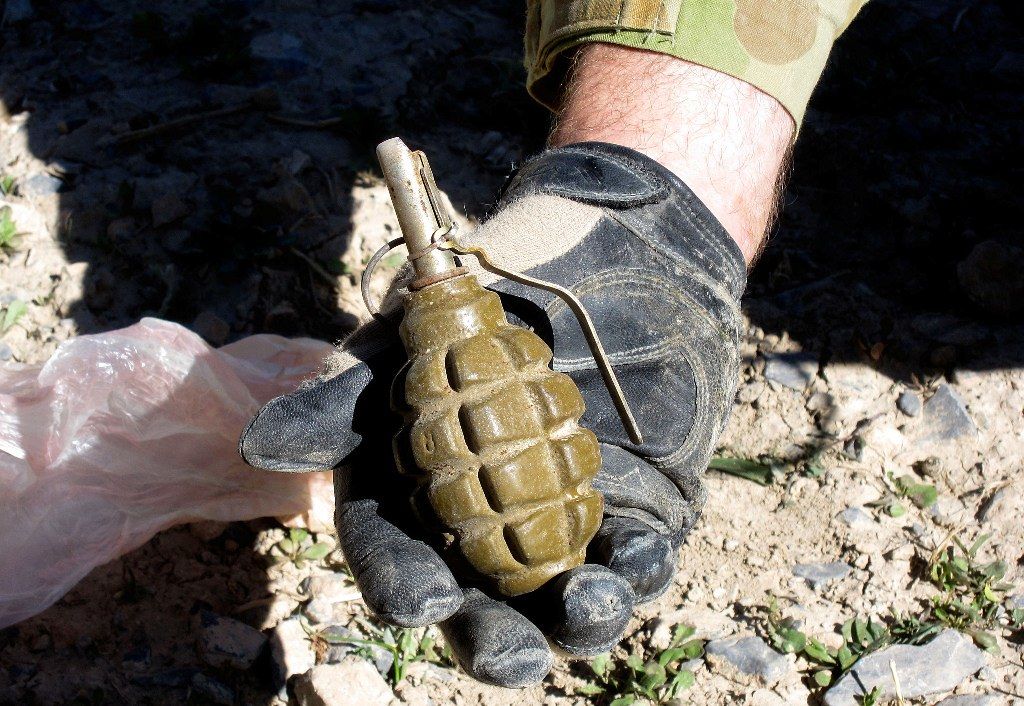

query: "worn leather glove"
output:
239 142 746 687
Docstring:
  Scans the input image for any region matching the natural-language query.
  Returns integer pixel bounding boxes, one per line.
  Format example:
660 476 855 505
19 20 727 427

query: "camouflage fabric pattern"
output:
525 0 869 124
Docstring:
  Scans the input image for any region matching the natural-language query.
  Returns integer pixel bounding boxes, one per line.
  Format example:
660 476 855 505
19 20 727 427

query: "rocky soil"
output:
1 0 1022 704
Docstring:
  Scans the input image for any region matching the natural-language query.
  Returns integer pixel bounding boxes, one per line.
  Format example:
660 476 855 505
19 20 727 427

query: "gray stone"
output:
822 629 987 706
191 311 230 347
704 635 791 686
21 173 64 196
3 0 33 22
793 562 852 590
921 384 978 441
269 618 315 690
0 342 12 362
194 610 266 670
151 193 189 227
957 239 1024 316
764 352 818 391
190 673 235 705
896 390 922 417
322 625 394 678
839 506 873 527
294 658 393 706
936 695 999 706
250 32 314 76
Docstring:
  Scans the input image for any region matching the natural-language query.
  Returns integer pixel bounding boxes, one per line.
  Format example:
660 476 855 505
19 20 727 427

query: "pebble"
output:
21 173 64 196
250 32 313 76
896 390 922 417
151 193 189 227
920 384 977 441
839 506 873 527
190 673 235 705
822 629 986 706
704 635 791 686
294 658 393 706
3 0 33 22
792 562 852 590
936 695 999 706
763 352 818 391
321 625 394 678
194 610 267 670
270 618 315 690
0 342 13 362
191 311 230 347
956 239 1024 316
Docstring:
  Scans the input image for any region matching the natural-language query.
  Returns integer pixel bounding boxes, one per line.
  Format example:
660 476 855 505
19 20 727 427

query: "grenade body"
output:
392 273 604 596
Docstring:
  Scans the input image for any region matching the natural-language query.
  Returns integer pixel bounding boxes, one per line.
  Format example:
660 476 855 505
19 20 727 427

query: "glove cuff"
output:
499 141 747 303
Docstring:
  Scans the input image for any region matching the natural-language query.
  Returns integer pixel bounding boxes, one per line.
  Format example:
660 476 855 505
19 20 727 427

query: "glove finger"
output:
589 516 677 603
439 588 552 688
335 495 463 627
589 444 692 603
516 564 636 656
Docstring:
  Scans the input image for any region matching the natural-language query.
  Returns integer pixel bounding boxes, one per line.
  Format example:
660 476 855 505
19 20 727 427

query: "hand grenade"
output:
370 138 641 596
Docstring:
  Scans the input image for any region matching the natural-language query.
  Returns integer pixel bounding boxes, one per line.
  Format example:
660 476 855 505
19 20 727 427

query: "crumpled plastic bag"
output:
0 318 336 629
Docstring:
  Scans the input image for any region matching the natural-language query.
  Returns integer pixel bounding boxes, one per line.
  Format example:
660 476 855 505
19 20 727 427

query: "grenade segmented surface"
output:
393 274 603 596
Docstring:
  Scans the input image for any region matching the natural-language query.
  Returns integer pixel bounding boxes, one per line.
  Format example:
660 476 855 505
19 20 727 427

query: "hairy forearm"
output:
549 44 795 265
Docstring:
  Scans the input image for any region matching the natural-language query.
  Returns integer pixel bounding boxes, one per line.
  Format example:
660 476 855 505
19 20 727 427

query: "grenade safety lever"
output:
370 137 637 596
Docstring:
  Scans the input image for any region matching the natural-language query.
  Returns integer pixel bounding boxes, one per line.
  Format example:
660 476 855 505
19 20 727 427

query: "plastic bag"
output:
0 318 336 628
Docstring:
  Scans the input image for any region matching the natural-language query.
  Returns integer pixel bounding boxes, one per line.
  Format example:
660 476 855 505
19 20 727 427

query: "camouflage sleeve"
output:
524 0 869 125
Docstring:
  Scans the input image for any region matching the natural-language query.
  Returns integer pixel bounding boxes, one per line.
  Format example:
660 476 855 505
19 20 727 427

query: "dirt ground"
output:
1 0 1022 704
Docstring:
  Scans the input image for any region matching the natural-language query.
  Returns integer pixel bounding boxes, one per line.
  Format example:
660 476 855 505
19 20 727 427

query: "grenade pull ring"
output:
366 138 642 445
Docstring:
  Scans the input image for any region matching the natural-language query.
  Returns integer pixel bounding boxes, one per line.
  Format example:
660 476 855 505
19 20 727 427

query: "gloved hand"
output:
239 142 746 687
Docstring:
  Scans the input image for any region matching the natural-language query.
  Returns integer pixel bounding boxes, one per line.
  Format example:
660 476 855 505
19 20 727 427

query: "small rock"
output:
936 695 999 706
957 239 1024 316
191 311 230 347
21 173 64 196
920 384 977 441
122 644 151 670
287 149 312 175
194 610 266 670
151 193 189 227
321 625 393 678
896 390 922 417
704 635 791 686
190 673 235 706
264 302 301 334
806 391 833 413
822 629 986 706
736 379 765 404
3 0 33 22
250 32 313 77
839 506 873 527
764 352 818 391
270 618 316 689
792 562 852 590
649 608 736 650
106 217 136 243
0 342 12 362
294 658 393 706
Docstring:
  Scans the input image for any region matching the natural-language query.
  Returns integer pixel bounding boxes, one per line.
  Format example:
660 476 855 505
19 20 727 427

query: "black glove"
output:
239 142 746 687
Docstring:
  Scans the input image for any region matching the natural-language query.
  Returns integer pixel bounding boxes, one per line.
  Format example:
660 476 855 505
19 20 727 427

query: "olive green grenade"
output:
369 138 641 597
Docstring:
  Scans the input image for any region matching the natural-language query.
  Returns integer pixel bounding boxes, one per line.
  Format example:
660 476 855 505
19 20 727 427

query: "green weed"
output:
315 623 452 686
0 206 24 252
577 625 704 704
1 300 27 333
0 175 15 195
269 527 333 568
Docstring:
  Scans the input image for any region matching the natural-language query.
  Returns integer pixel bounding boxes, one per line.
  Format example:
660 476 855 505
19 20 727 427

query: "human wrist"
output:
549 43 794 265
